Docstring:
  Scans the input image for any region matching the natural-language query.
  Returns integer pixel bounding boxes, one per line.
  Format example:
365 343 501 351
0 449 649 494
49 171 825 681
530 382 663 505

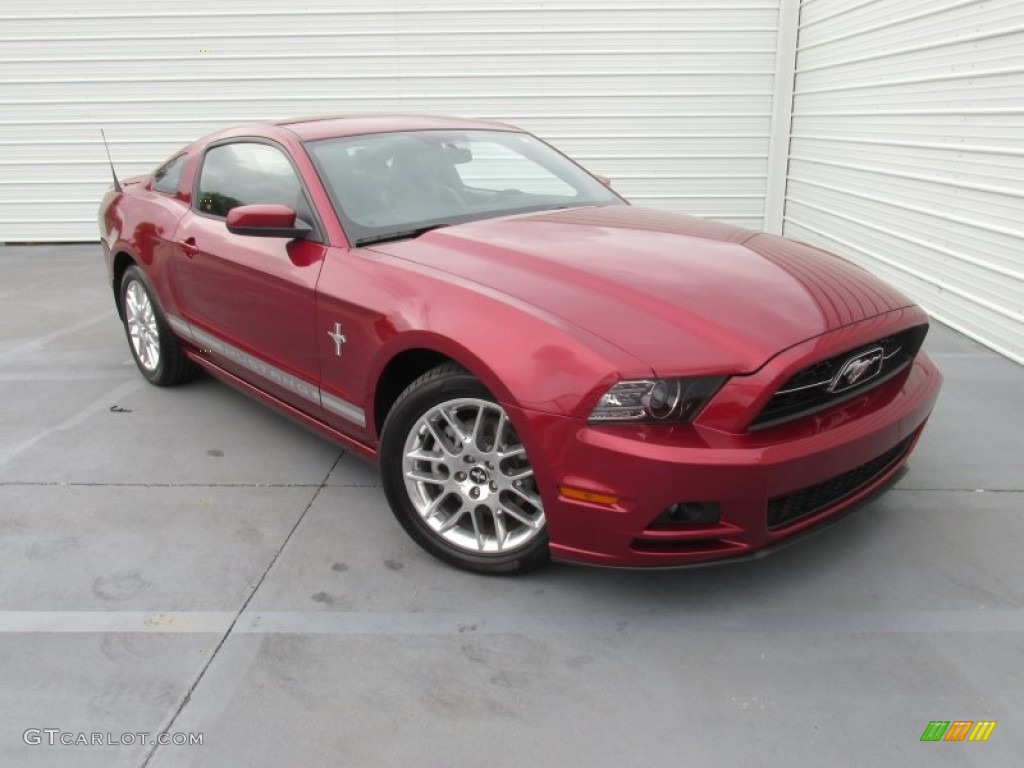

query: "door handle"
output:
178 237 199 257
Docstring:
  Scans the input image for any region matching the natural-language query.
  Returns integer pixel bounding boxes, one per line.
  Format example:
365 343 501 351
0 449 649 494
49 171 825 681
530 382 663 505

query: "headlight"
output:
589 377 725 423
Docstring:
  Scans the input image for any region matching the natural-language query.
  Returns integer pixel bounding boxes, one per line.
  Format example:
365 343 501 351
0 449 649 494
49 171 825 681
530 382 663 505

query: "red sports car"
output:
99 115 941 574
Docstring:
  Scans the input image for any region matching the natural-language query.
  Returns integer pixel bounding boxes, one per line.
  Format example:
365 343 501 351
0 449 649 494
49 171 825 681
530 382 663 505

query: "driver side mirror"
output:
594 174 613 188
226 204 311 239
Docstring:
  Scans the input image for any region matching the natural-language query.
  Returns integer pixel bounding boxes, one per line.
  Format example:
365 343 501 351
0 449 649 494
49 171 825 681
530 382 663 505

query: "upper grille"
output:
751 325 927 429
766 435 912 530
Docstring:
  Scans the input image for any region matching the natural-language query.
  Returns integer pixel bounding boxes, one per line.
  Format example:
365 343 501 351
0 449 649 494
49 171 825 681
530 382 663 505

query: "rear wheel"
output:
380 363 549 574
120 265 195 386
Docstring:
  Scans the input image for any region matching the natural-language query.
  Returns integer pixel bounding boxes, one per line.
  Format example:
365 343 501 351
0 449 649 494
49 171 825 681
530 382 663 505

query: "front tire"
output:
120 265 195 386
380 363 549 574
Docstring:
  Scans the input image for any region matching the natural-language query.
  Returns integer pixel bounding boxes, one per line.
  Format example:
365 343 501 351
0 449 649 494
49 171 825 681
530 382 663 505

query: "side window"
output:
152 154 186 195
196 142 302 218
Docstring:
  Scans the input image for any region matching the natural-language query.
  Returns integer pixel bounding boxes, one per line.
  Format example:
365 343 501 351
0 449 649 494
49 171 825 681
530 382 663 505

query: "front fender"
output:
364 262 653 420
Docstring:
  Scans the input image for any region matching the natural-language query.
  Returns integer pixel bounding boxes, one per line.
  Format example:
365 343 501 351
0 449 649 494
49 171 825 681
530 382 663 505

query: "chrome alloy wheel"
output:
402 398 545 554
124 279 161 372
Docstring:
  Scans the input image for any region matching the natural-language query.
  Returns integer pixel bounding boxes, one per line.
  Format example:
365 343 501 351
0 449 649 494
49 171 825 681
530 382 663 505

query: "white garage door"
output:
0 0 782 242
785 0 1024 363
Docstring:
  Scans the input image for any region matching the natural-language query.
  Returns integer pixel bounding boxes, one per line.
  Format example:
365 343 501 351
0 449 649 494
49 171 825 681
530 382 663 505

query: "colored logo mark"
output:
920 721 996 742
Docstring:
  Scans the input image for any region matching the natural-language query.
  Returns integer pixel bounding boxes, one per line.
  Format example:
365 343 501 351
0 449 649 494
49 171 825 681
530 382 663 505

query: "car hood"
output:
372 206 914 374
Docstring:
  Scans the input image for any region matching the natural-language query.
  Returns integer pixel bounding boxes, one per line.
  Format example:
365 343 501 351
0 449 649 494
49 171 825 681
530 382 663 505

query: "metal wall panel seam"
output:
783 214 1023 325
795 0 982 52
0 28 780 43
786 156 1024 199
785 196 1024 284
790 134 1024 156
793 66 1024 95
798 0 885 29
0 94 776 105
793 107 1024 115
787 177 1024 244
4 51 780 63
794 25 1024 74
3 72 775 84
0 113 778 124
0 5 782 20
764 0 801 234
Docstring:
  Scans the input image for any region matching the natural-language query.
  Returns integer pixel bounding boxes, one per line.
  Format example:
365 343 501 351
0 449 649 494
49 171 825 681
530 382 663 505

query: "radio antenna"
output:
100 129 122 193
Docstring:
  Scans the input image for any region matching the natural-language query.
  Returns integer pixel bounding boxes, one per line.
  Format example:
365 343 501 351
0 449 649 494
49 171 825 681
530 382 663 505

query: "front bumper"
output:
515 340 942 568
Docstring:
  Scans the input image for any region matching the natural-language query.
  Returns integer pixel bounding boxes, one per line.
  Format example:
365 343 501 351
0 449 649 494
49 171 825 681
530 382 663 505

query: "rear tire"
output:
380 363 549 574
120 265 195 386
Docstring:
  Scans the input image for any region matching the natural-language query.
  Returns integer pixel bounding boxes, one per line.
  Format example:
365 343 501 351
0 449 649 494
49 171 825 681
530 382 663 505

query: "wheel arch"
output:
373 347 453 439
111 250 138 319
369 334 520 440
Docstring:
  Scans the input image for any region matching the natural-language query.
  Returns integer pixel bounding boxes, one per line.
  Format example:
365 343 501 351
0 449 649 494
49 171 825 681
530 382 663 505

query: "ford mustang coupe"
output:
99 115 941 574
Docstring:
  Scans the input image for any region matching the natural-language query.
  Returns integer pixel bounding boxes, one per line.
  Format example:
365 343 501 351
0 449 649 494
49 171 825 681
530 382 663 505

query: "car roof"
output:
275 114 523 142
182 115 527 161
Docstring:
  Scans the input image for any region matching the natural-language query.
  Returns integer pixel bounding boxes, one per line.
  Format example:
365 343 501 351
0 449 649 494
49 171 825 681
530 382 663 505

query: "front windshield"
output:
305 129 624 246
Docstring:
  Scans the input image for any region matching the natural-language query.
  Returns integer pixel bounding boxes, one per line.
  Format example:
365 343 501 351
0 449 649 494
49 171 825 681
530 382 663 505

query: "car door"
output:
171 139 327 415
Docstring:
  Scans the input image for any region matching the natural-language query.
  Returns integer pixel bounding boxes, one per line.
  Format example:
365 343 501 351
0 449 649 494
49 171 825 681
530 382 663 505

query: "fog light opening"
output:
654 501 720 526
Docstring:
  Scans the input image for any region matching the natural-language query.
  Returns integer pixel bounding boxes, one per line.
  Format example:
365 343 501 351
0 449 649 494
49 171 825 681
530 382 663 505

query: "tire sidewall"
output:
119 266 175 385
380 371 549 575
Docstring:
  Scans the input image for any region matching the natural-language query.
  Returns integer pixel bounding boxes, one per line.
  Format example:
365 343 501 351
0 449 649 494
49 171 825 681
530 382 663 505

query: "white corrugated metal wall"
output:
0 0 781 241
783 0 1024 364
2 0 1022 364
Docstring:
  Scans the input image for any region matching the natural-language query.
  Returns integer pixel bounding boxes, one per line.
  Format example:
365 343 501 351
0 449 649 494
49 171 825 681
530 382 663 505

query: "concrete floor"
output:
1 244 1022 768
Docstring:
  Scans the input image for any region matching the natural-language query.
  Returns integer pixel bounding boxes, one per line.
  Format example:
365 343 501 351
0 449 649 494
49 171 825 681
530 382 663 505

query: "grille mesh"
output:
766 436 912 530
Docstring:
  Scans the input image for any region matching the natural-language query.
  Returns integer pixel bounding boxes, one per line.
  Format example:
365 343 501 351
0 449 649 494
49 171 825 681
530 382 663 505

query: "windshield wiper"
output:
355 224 450 247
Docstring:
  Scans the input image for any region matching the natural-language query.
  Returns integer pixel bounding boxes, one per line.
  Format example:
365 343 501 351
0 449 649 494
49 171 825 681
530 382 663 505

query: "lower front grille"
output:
766 436 912 530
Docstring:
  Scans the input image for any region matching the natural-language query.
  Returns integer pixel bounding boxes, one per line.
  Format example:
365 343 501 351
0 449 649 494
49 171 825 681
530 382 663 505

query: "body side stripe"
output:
165 313 366 427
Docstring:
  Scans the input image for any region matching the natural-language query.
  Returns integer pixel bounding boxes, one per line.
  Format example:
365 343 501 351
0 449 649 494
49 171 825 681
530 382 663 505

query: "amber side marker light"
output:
559 486 620 506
